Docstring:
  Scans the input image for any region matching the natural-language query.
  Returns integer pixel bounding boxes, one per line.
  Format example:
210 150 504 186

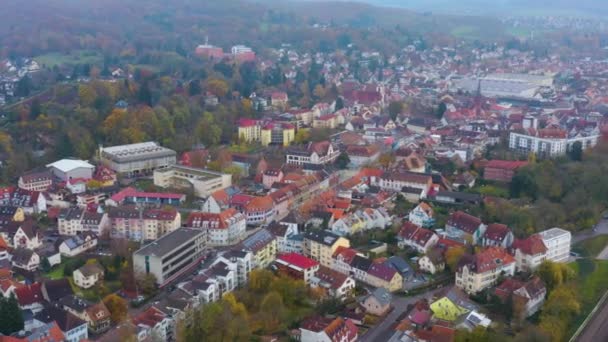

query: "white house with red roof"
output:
186 209 246 246
397 222 438 254
300 316 358 342
445 211 486 244
511 235 548 272
480 223 514 248
309 266 355 300
456 247 516 294
274 253 320 285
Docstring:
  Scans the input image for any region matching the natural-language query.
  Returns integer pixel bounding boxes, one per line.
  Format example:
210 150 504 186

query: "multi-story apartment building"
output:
303 230 350 268
57 208 109 236
509 128 600 158
274 253 320 285
186 209 247 246
456 247 515 294
108 207 181 241
133 228 206 285
286 141 340 166
153 165 232 198
237 119 295 146
537 227 571 263
238 228 277 269
18 171 53 192
99 142 177 176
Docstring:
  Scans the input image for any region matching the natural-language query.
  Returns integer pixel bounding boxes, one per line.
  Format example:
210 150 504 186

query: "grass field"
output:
44 264 66 280
567 236 608 339
34 50 102 68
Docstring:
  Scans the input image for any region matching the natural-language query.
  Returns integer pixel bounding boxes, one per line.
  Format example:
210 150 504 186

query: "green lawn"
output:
567 259 608 339
44 264 66 280
34 50 102 69
573 235 608 258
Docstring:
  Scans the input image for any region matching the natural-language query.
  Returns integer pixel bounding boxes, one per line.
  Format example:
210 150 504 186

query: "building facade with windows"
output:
133 228 206 286
100 142 177 176
153 165 232 198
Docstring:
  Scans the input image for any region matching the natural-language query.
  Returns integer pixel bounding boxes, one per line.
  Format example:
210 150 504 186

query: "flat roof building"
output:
153 165 232 198
133 228 206 286
100 142 176 176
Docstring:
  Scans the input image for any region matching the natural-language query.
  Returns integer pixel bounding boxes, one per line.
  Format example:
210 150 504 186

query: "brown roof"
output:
482 223 512 243
458 247 515 274
447 211 482 234
512 235 547 256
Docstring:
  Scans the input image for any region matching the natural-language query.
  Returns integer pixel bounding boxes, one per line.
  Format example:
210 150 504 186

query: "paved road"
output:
572 217 608 245
360 288 446 342
574 293 608 342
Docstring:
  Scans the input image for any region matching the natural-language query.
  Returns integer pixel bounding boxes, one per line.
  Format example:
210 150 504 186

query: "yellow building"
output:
366 265 403 292
1 207 25 222
260 123 295 147
241 228 277 269
238 119 262 143
303 230 350 268
430 288 479 321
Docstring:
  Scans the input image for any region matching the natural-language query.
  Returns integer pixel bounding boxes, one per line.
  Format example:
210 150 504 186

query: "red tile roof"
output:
447 211 483 234
458 247 515 274
15 283 43 306
277 253 319 270
485 160 528 171
512 235 547 256
483 223 512 243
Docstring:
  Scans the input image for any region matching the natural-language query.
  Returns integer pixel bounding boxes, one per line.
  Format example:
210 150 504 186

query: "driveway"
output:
572 218 608 245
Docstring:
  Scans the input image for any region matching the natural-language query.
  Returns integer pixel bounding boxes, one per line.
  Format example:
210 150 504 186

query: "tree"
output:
445 246 466 273
206 78 229 98
136 272 158 298
259 291 287 333
294 129 311 144
388 101 403 121
568 141 583 161
336 152 351 169
0 293 24 335
437 102 447 119
335 96 344 110
103 294 128 324
535 260 576 292
39 257 51 273
539 285 581 342
188 79 202 96
378 153 395 169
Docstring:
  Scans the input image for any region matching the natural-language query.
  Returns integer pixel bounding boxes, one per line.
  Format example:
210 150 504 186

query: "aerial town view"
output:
1 0 608 341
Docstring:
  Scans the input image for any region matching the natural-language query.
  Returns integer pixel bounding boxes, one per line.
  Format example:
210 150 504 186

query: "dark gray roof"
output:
303 230 341 247
134 228 204 258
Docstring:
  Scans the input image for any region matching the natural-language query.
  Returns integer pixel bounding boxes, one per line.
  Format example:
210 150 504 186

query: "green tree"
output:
535 261 576 292
103 294 129 324
136 272 158 298
336 152 350 169
445 246 466 273
259 291 287 333
437 102 447 119
39 257 51 273
568 141 583 161
388 101 403 121
0 293 24 335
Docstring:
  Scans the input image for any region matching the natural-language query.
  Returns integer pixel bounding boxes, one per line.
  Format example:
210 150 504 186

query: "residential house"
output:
238 228 277 269
495 276 546 318
219 250 253 287
15 283 44 312
537 227 571 263
300 316 358 342
346 144 381 168
303 230 351 268
286 141 340 166
33 305 88 342
418 248 446 275
397 222 439 254
366 261 403 292
309 266 355 300
8 220 42 249
456 247 516 294
186 209 247 246
454 311 492 332
445 211 486 244
408 202 435 228
243 196 275 226
267 221 300 254
274 253 320 285
73 262 104 289
132 306 175 342
430 287 480 321
262 169 284 189
483 160 528 182
359 288 392 316
60 295 111 334
0 205 25 224
42 279 73 302
58 232 99 257
0 187 47 214
373 171 432 198
11 248 40 271
512 235 548 272
480 223 514 248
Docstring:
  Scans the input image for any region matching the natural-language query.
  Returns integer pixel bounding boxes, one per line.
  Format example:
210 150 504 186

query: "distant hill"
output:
289 0 608 16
